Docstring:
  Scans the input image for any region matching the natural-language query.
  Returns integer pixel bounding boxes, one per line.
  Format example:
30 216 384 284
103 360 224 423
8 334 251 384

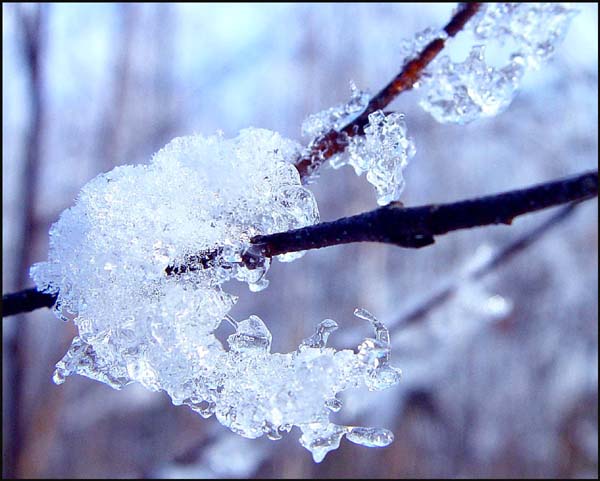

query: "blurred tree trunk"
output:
96 3 137 171
4 4 48 478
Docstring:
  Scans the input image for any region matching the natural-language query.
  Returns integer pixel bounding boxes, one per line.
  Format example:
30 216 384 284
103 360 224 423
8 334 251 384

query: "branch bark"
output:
3 170 597 318
249 170 598 258
294 3 481 181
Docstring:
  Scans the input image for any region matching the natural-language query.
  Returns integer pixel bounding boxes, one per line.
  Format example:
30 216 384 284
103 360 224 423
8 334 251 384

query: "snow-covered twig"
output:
3 170 597 317
293 2 481 181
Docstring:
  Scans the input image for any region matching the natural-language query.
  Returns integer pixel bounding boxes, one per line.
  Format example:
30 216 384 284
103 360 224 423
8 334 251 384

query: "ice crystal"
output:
301 80 371 139
30 129 401 462
418 3 577 124
419 46 526 124
398 26 447 67
339 110 415 205
299 81 371 183
30 127 317 399
470 3 578 69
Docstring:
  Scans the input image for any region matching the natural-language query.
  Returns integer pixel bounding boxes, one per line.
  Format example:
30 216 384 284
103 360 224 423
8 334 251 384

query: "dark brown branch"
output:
294 3 481 181
2 170 597 318
392 202 581 330
2 288 58 318
250 171 598 258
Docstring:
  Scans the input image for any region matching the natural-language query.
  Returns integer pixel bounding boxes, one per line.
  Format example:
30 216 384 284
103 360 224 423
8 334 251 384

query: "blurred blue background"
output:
2 3 598 478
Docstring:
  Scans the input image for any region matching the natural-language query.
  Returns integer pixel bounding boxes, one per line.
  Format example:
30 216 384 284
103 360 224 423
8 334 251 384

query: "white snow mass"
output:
30 128 402 462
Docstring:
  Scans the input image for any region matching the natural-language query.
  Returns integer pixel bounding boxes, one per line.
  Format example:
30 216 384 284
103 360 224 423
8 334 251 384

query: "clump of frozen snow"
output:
31 129 401 462
31 127 319 388
470 3 578 69
419 46 527 124
418 3 578 123
342 110 416 206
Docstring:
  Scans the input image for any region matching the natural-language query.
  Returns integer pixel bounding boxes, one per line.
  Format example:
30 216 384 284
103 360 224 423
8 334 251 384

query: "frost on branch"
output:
302 85 415 205
341 110 416 206
301 80 370 139
29 129 402 462
415 3 577 124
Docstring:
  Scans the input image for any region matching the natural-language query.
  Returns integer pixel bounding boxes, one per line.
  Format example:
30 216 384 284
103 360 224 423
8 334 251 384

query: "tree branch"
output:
4 170 596 318
293 2 481 181
249 170 598 258
2 288 58 318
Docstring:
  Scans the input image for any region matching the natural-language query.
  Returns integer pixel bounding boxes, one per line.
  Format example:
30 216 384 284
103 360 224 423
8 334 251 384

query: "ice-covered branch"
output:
249 170 598 258
4 170 596 318
293 2 481 181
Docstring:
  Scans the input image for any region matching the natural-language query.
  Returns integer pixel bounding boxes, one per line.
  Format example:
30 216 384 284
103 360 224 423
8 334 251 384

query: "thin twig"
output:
293 3 481 181
2 288 58 318
3 171 597 318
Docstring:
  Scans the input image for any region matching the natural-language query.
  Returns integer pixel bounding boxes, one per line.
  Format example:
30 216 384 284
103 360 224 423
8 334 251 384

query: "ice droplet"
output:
301 80 371 139
299 423 348 463
346 426 394 448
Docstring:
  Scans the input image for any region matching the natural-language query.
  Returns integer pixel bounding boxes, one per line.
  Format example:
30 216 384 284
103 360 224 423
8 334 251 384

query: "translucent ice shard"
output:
470 3 578 69
54 336 131 390
419 45 526 124
228 315 272 353
300 319 338 350
418 3 577 124
301 80 371 139
354 308 402 391
339 110 415 205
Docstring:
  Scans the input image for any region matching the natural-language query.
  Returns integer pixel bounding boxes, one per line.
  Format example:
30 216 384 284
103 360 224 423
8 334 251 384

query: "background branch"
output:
293 2 481 181
390 201 581 332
